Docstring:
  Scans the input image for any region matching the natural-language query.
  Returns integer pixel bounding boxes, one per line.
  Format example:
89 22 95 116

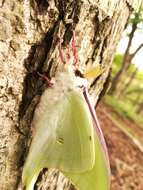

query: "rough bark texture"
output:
0 0 141 190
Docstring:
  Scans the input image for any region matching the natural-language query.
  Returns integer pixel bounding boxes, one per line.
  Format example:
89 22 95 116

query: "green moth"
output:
22 31 110 189
22 63 110 190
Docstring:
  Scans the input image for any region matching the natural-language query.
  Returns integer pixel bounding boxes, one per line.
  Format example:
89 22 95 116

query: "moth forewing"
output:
22 66 95 190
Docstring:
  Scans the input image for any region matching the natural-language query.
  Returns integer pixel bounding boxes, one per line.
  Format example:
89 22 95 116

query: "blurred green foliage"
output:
106 7 143 137
105 95 143 129
111 54 122 76
129 10 143 28
112 54 137 76
107 53 143 127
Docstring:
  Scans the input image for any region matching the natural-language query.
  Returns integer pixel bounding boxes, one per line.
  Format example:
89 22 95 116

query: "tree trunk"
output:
136 101 143 114
0 0 140 190
109 9 140 94
118 67 138 97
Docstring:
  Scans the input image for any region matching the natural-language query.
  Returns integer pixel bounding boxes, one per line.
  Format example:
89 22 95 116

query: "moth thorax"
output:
73 76 88 88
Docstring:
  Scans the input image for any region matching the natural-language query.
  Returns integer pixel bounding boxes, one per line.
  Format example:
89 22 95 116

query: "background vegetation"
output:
96 7 143 189
106 7 143 127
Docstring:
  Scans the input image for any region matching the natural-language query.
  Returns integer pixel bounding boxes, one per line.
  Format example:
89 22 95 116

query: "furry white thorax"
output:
54 64 88 91
32 64 87 128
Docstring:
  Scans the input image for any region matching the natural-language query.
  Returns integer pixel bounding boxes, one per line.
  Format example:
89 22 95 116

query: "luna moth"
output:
22 34 110 190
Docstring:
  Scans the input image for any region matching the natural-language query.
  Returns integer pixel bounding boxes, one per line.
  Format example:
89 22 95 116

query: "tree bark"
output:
0 0 140 190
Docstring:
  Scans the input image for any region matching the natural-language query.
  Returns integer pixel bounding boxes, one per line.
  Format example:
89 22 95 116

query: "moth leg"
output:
58 37 66 64
71 31 78 66
37 72 53 86
66 44 71 61
57 31 78 66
